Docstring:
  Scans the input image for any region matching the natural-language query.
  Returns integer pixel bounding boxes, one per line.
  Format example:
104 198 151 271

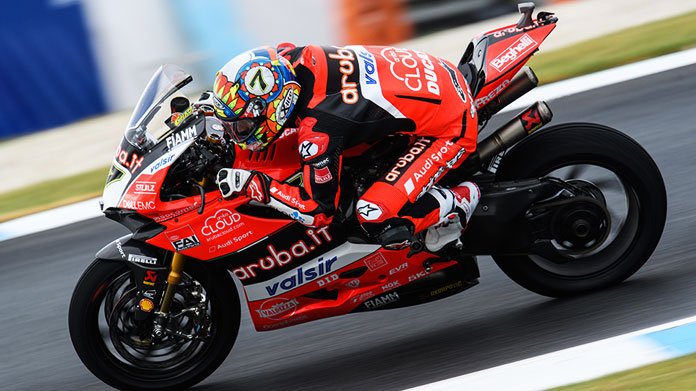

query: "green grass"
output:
0 166 109 222
3 11 696 222
549 352 696 391
528 11 696 84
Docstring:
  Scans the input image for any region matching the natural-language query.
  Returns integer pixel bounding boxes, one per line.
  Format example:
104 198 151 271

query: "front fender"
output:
96 234 169 265
96 234 171 317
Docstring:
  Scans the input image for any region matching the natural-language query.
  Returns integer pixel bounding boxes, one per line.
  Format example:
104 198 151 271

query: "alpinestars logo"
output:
356 200 383 221
299 141 319 160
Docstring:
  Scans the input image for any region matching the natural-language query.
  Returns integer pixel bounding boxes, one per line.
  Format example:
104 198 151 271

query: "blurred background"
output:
0 0 522 139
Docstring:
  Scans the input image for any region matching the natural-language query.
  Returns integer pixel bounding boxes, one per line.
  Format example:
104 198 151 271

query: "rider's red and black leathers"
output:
248 44 478 237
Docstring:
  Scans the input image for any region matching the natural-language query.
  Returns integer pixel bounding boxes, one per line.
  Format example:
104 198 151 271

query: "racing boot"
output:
425 181 480 252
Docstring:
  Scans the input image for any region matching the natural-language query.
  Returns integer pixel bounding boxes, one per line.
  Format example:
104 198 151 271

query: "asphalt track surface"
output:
2 64 695 391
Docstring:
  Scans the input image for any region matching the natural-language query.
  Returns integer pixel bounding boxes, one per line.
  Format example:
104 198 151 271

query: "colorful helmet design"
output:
213 46 300 151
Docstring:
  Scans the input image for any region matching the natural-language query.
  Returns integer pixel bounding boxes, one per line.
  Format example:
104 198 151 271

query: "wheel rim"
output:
95 267 217 379
529 164 641 277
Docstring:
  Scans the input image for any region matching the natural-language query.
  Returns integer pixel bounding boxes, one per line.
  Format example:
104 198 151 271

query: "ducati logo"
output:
356 200 383 221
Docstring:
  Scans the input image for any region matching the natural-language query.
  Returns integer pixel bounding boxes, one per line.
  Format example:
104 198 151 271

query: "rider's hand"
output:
216 168 270 203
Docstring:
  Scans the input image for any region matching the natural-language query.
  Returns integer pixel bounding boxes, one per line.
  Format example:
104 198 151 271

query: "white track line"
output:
503 47 696 112
2 48 696 243
405 315 696 391
0 198 102 242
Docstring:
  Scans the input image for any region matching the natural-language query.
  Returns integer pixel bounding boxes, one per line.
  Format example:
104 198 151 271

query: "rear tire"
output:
69 258 240 390
493 123 666 297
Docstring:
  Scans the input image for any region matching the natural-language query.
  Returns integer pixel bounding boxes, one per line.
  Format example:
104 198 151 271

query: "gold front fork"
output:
160 252 187 314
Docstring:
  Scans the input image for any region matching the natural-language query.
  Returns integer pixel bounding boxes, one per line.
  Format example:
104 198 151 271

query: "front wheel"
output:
69 258 240 390
493 123 667 297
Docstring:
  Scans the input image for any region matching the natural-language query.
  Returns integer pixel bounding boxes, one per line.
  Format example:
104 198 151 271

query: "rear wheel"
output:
493 123 666 297
69 258 240 390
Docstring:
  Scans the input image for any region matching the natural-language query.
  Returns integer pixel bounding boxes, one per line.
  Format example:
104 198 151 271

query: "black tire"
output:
493 122 667 297
69 258 240 390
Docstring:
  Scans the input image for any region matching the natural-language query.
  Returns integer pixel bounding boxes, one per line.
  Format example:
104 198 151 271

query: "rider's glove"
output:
216 168 270 204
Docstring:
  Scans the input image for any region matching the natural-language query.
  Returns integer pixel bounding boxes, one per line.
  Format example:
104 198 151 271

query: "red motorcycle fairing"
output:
472 17 556 110
147 201 458 331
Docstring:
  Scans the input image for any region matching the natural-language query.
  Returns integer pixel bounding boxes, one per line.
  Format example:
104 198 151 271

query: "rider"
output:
213 44 480 251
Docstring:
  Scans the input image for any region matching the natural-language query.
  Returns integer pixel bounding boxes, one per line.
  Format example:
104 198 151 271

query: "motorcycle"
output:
69 3 667 390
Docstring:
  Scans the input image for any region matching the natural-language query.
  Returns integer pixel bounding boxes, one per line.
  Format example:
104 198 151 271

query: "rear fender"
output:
464 14 557 110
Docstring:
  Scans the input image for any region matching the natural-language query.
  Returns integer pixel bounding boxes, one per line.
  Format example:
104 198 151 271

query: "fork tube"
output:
160 252 187 314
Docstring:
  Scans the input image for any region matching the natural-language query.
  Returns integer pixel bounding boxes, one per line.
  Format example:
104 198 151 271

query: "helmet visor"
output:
228 117 263 143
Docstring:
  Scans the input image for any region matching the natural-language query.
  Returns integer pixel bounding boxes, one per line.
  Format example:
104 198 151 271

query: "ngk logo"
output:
489 33 537 72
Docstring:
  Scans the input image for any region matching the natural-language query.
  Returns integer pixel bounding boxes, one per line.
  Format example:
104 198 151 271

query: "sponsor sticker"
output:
385 137 433 182
201 209 243 239
314 166 333 183
299 141 320 160
166 126 197 150
143 270 158 286
165 225 202 251
120 199 156 210
364 291 400 310
134 181 157 195
139 298 154 312
115 147 144 174
363 252 388 271
232 227 333 280
380 47 440 96
128 254 158 265
356 200 383 221
256 298 298 319
327 48 359 104
489 33 537 73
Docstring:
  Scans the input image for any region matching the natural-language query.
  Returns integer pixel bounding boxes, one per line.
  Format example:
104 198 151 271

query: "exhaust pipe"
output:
478 66 538 122
476 101 552 163
447 101 553 181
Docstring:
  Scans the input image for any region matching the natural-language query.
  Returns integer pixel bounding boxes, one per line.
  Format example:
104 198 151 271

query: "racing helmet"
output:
212 46 300 151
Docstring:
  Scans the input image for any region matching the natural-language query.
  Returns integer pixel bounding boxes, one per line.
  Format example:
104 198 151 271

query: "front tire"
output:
69 258 240 390
493 123 667 297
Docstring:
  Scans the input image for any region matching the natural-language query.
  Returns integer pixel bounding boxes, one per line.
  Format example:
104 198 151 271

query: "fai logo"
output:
299 141 320 160
165 225 202 251
356 200 383 221
489 33 537 73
